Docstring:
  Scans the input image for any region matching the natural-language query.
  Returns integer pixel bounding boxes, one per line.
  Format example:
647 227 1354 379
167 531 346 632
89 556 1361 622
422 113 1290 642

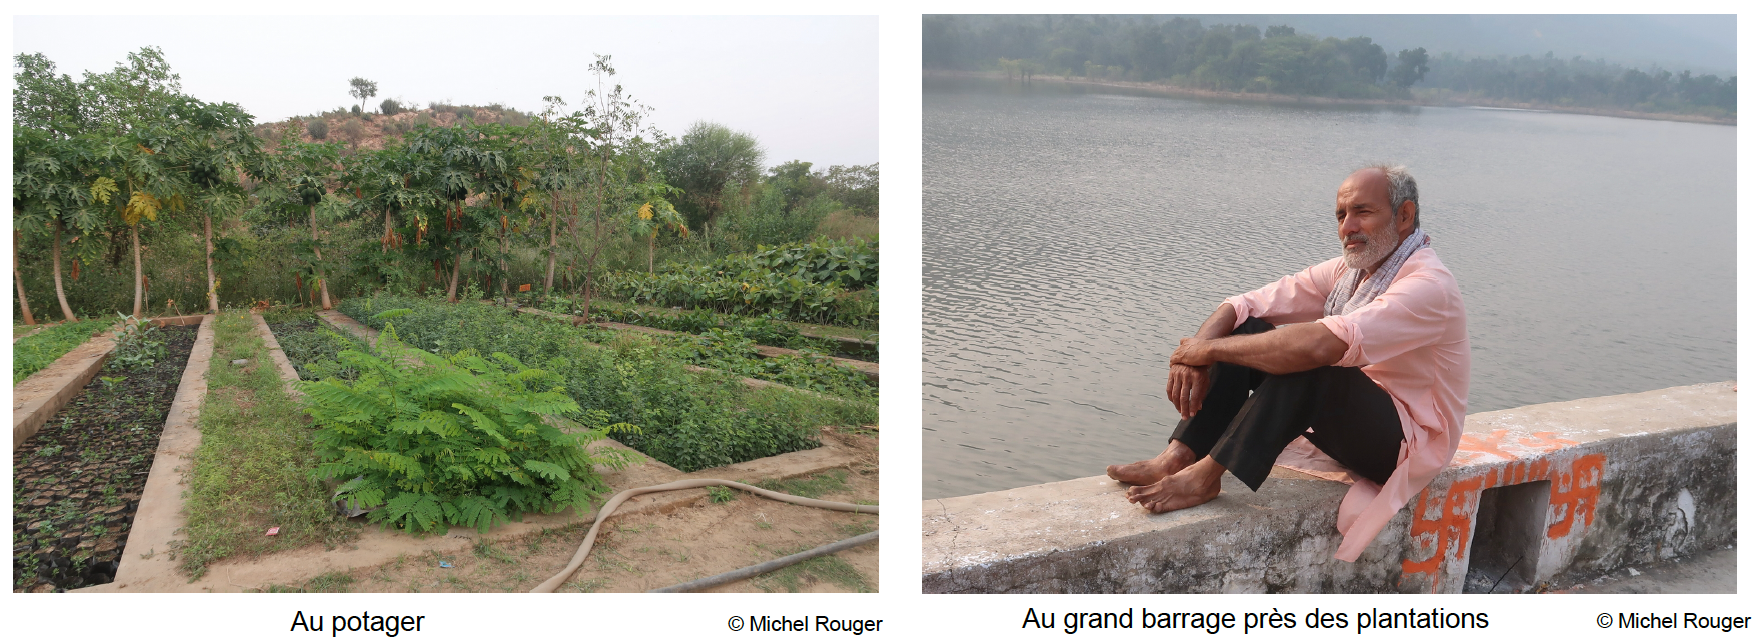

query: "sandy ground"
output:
272 429 879 593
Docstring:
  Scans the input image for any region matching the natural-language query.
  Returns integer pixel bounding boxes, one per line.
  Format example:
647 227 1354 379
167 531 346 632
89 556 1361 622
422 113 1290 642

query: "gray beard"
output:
1342 224 1400 270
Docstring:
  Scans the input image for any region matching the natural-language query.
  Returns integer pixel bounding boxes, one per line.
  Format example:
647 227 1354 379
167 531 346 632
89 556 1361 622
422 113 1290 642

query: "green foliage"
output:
599 239 878 327
707 486 735 503
585 301 839 353
339 296 873 471
306 119 328 140
300 322 639 535
380 99 404 116
12 318 114 384
659 121 766 229
108 313 166 370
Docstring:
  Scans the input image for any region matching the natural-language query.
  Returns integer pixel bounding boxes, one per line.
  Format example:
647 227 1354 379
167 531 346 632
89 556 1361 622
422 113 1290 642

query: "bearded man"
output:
1106 165 1469 562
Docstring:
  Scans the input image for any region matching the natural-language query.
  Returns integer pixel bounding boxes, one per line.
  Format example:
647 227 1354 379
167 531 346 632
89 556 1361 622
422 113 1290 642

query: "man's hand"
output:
1170 336 1216 367
1165 362 1212 419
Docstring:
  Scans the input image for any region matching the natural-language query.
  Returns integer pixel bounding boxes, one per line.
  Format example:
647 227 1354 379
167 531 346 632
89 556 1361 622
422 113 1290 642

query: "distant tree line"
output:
923 15 1735 117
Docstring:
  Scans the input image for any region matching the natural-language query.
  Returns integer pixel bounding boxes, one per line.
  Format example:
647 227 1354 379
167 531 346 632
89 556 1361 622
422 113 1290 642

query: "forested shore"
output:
924 15 1735 124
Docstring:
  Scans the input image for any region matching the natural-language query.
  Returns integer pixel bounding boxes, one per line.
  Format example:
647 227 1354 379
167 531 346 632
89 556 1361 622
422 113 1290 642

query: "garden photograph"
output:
12 15 880 594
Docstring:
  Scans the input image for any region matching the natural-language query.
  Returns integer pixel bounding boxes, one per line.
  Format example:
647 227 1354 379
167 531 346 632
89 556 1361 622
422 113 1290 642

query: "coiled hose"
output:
530 479 879 593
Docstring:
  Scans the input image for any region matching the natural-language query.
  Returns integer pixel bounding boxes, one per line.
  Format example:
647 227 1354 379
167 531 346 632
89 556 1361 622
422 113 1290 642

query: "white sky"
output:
13 15 878 169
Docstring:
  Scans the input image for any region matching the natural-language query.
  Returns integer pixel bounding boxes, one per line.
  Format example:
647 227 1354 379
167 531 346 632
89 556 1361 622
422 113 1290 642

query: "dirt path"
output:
273 428 879 593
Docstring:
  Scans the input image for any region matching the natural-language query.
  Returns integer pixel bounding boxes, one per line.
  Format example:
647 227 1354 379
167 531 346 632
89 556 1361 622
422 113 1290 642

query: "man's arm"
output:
1171 321 1347 375
1166 303 1240 419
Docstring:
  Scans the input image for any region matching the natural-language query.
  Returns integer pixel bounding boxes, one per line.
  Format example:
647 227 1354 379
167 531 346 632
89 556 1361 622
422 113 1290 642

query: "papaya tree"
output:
12 129 99 323
404 123 482 302
341 141 435 293
529 96 589 299
624 182 686 273
163 97 260 313
257 134 344 309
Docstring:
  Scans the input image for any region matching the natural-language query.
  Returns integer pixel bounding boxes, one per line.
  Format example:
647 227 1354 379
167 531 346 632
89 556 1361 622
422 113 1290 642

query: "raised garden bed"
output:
329 298 875 472
12 324 198 592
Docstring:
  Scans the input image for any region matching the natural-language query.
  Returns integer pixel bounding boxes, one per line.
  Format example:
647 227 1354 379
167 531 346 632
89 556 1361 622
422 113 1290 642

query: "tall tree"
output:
349 77 379 113
574 54 657 320
1391 48 1430 89
659 121 764 231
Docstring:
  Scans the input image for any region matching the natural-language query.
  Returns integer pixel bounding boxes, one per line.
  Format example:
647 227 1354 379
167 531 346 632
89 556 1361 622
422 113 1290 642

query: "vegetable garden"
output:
14 47 878 592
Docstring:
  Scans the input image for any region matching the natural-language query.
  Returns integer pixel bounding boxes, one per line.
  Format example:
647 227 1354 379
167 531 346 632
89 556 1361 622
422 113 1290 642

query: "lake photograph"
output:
920 14 1734 594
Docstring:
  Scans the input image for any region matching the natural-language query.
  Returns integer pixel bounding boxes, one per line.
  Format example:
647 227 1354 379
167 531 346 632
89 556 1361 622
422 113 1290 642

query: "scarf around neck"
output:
1324 228 1429 317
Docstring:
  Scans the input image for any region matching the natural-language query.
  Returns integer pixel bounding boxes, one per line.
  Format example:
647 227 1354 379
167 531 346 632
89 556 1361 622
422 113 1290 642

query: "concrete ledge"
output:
922 382 1735 593
13 331 116 449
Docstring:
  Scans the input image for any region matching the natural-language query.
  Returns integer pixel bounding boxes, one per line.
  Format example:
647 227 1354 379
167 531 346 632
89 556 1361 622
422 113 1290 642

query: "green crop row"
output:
712 238 878 290
13 318 117 384
336 296 875 472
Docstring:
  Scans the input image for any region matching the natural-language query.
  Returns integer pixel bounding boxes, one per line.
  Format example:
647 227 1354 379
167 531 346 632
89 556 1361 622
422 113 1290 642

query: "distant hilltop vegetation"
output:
259 100 535 152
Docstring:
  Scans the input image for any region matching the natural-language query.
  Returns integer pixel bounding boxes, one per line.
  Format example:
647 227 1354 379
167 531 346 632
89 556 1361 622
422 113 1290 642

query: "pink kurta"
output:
1221 247 1469 562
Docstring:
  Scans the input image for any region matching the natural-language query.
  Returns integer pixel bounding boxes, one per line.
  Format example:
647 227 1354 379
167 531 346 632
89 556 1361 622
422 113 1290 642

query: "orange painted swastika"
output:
1545 453 1606 539
1399 429 1603 592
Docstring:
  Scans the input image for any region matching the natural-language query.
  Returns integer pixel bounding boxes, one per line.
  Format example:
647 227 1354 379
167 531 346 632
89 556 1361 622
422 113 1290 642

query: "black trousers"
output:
1168 317 1404 490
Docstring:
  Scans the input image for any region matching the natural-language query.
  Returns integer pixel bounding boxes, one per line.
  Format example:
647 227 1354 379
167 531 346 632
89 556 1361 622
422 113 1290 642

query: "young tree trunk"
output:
131 223 144 317
310 204 332 310
445 243 464 303
648 234 655 273
204 213 218 313
53 221 76 322
14 229 36 326
383 209 394 252
499 219 510 304
543 190 559 297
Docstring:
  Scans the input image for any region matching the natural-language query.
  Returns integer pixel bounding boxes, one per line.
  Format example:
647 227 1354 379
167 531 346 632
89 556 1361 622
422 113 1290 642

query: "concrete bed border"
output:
923 381 1735 594
80 309 869 592
13 315 208 449
70 315 215 592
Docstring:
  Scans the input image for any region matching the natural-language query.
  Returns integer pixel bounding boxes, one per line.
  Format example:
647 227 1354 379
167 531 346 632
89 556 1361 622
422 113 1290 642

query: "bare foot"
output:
1106 441 1196 486
1124 458 1223 513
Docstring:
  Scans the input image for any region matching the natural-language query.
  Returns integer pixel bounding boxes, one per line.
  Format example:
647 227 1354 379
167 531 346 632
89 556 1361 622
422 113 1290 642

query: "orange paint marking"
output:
1399 449 1605 592
1546 453 1606 539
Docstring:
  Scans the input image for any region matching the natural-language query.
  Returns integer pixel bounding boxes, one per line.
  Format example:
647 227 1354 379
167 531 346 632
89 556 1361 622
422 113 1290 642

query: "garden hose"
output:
530 479 879 593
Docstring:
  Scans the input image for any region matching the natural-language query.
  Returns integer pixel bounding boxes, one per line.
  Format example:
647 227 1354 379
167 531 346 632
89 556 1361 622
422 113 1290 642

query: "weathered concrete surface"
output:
13 329 115 448
79 315 216 592
250 313 303 392
923 382 1735 593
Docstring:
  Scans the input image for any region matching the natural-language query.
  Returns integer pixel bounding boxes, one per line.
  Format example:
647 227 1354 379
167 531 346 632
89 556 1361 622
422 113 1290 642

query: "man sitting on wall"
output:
1105 165 1469 562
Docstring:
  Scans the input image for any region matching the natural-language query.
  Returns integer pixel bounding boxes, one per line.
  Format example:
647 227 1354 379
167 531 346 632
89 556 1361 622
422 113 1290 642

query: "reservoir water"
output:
922 77 1735 500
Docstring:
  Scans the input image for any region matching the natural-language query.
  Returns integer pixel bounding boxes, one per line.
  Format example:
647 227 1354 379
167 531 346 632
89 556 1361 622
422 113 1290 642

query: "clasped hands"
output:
1166 337 1217 420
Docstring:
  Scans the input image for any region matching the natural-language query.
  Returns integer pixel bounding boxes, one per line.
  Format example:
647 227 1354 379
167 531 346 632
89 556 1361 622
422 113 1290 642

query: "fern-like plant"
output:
299 321 639 535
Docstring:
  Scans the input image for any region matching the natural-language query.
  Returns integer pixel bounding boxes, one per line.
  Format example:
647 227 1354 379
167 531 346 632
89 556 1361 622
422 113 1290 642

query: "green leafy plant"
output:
299 322 640 534
109 314 166 370
707 486 735 504
339 296 870 471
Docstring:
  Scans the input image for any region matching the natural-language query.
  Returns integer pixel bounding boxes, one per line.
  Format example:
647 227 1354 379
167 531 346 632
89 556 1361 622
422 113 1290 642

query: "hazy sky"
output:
14 15 879 168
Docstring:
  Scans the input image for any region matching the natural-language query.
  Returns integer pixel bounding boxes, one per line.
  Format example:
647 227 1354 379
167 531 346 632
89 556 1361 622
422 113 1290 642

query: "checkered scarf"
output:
1324 228 1429 317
